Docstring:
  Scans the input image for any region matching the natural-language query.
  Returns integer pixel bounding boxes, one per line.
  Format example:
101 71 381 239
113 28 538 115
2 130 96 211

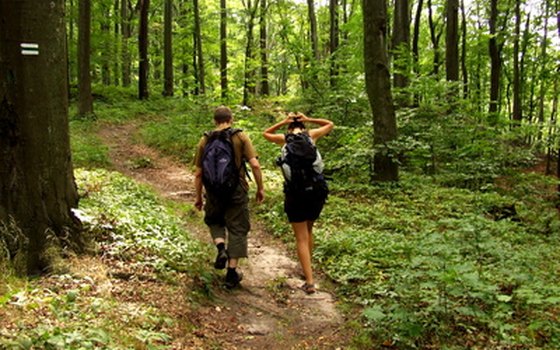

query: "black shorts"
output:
284 181 328 223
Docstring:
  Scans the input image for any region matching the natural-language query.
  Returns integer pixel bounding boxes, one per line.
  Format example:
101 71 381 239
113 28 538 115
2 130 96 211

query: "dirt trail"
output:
97 122 351 349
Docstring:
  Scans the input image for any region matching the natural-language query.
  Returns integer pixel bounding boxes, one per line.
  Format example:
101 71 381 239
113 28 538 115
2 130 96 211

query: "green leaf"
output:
363 306 386 322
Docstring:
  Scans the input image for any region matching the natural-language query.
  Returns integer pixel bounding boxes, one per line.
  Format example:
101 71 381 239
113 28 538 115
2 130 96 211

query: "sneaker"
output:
214 249 228 270
224 269 243 289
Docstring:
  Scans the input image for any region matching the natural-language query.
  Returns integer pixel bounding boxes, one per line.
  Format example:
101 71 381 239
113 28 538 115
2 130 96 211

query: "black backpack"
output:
277 132 325 192
201 128 242 197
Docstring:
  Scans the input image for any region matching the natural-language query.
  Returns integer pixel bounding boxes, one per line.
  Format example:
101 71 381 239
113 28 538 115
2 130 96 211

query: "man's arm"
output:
194 166 204 210
248 157 265 203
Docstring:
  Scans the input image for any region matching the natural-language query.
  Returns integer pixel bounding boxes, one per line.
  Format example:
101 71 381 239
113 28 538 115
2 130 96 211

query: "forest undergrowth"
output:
2 88 560 349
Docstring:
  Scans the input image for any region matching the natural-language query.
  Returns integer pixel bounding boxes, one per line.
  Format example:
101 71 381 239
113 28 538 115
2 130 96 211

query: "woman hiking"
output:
263 112 334 294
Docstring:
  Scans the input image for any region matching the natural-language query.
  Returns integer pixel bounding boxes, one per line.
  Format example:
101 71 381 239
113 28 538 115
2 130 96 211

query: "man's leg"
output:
204 195 228 269
223 186 250 288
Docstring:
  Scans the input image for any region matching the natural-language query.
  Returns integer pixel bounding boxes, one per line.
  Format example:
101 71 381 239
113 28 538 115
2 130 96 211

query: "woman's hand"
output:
295 112 310 122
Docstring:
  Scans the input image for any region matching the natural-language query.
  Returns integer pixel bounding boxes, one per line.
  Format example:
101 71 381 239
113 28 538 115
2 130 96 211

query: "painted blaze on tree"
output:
0 0 83 274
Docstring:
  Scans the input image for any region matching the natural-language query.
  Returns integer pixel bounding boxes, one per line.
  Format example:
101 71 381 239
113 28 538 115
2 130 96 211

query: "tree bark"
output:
220 0 228 99
427 0 442 75
329 0 339 87
512 0 522 124
307 0 319 61
121 0 132 87
242 0 259 106
392 0 410 104
445 0 459 81
460 0 468 97
78 0 93 116
138 0 150 99
260 0 269 96
488 0 501 119
0 0 82 274
362 0 399 182
163 0 174 96
193 0 205 95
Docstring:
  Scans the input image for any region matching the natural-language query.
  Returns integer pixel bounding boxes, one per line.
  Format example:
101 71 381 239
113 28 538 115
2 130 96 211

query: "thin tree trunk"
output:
329 0 339 87
114 0 120 86
307 0 319 61
446 0 459 81
0 0 83 274
121 0 132 87
78 0 93 116
538 0 550 139
460 0 468 97
392 0 410 105
489 0 501 119
163 0 174 96
138 0 150 99
242 0 259 106
512 0 522 125
193 0 205 95
220 0 228 99
428 0 442 75
260 0 269 96
362 0 399 182
412 0 423 105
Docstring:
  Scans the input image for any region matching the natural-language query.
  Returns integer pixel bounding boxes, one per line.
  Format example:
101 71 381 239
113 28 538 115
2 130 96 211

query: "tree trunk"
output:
220 0 228 99
121 0 131 87
460 0 468 97
0 0 83 274
512 0 522 125
412 0 423 105
242 0 259 106
138 0 150 99
489 0 501 119
537 0 550 138
163 0 174 96
307 0 319 61
260 0 269 96
362 0 399 182
78 0 93 116
392 0 410 105
329 0 339 87
428 0 442 75
445 0 459 81
113 0 120 86
193 0 205 95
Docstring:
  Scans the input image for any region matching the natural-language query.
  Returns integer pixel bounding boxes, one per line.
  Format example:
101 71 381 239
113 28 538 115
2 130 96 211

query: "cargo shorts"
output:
203 185 250 258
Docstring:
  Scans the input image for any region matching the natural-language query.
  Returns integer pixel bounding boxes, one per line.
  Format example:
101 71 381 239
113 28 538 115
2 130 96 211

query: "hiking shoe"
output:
300 282 316 294
224 269 243 289
214 249 228 270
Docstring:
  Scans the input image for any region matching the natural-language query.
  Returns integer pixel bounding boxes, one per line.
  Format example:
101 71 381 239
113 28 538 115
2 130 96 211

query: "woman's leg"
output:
291 221 314 285
307 221 314 257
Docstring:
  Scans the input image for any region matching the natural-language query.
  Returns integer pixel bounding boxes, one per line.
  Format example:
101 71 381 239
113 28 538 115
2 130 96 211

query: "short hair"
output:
287 120 306 131
214 106 233 124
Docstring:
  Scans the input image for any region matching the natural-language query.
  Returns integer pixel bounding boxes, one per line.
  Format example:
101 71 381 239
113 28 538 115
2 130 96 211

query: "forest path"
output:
97 121 351 349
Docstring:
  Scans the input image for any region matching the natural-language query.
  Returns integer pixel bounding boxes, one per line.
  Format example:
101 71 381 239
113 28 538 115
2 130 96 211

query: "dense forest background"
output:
1 0 560 348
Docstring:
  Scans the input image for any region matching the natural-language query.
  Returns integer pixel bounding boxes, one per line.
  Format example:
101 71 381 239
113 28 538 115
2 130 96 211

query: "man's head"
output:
214 106 233 125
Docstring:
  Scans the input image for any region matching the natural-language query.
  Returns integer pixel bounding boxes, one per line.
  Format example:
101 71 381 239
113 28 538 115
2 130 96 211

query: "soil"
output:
96 122 354 349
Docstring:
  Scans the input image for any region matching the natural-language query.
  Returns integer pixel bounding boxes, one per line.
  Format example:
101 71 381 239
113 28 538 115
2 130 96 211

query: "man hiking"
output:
194 106 265 289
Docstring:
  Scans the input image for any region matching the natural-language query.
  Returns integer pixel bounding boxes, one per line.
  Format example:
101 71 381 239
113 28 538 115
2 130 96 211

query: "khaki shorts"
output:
204 185 250 258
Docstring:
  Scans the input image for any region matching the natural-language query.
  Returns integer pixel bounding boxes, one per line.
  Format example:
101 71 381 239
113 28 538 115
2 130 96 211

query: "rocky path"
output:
97 122 351 349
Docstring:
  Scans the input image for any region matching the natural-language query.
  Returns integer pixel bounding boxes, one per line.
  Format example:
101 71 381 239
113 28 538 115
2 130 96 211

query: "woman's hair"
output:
287 120 305 131
214 106 233 124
